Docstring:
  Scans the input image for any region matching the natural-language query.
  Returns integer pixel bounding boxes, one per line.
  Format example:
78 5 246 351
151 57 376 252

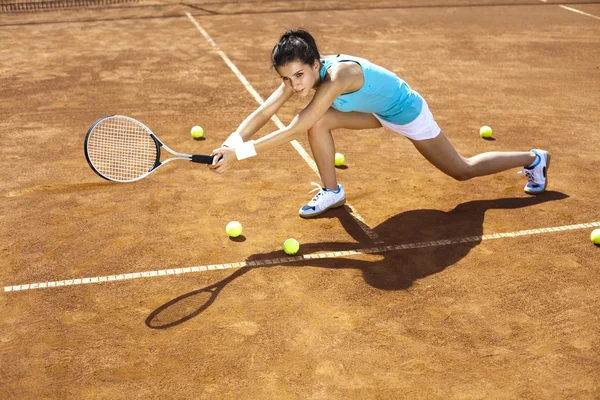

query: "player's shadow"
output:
145 191 568 329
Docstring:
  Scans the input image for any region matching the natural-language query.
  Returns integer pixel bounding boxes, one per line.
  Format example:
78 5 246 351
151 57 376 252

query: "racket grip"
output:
191 154 216 164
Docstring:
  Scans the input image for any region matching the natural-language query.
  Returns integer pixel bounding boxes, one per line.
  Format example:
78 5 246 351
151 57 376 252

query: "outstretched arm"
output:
231 82 294 142
252 79 342 152
211 65 357 173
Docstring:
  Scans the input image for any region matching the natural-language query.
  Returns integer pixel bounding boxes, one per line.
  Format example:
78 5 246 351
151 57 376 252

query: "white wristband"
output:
222 132 244 149
235 140 257 160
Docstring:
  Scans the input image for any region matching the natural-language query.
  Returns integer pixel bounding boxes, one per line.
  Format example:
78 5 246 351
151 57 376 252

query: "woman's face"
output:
276 59 321 97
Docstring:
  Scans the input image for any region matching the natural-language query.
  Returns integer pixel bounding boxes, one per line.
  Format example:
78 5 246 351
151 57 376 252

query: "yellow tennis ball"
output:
226 221 242 237
334 152 345 167
480 125 492 138
191 125 204 139
591 229 600 245
283 238 300 255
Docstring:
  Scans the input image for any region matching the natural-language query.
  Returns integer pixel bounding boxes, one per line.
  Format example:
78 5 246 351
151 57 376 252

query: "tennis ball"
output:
334 152 345 167
591 229 600 245
191 125 204 139
226 221 242 238
283 238 300 255
480 125 492 139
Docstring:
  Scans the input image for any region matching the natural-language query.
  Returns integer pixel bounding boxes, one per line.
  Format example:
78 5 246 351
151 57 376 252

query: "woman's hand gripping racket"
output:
84 115 216 183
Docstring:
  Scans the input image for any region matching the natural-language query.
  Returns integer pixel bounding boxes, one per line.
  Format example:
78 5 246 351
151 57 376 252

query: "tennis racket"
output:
84 115 215 183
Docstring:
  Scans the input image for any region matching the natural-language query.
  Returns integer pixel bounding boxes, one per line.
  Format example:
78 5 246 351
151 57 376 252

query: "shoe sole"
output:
299 198 346 219
525 152 551 195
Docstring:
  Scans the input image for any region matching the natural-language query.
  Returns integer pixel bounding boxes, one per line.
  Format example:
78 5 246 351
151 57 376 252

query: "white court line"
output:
559 5 600 20
538 0 600 20
4 221 599 293
185 13 383 244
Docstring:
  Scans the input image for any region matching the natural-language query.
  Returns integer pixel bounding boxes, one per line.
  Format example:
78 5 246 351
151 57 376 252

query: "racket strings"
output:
87 117 158 181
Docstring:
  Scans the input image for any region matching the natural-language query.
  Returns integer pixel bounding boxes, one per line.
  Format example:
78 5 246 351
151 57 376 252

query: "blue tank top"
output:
319 54 423 125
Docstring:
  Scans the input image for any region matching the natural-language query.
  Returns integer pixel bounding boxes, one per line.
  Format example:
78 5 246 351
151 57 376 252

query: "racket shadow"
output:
145 191 567 329
145 267 251 329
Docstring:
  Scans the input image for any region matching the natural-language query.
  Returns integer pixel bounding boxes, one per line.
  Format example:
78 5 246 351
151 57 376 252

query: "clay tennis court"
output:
1 0 599 398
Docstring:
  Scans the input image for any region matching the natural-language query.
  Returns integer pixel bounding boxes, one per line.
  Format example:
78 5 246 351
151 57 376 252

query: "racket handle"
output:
191 154 216 164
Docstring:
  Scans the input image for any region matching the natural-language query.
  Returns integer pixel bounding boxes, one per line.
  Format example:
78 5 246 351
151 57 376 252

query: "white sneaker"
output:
519 149 551 195
299 182 346 218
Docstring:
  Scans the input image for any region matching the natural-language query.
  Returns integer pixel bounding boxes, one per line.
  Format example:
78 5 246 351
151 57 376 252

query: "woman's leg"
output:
410 131 537 181
307 109 381 190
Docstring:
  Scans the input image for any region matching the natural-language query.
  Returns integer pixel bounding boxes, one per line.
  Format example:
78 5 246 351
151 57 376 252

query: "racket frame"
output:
84 115 213 183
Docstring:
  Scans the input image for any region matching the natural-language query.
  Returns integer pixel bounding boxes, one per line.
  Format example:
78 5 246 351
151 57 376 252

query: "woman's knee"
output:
447 161 474 181
308 108 344 137
450 170 472 181
307 116 331 137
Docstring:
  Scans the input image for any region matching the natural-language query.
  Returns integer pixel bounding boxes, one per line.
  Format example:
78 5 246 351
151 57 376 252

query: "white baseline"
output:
4 221 599 293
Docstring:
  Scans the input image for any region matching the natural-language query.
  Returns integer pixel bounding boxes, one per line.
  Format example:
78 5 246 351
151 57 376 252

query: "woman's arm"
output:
253 65 359 153
224 83 294 145
211 63 362 172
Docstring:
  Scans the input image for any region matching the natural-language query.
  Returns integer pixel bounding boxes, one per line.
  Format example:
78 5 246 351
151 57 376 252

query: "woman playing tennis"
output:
210 29 550 218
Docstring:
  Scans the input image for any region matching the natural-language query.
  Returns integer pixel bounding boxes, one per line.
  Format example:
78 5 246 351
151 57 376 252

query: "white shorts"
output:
374 100 441 141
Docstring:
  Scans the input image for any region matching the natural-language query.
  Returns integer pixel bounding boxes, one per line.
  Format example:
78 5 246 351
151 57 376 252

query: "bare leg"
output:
307 109 382 190
307 125 337 190
410 131 536 181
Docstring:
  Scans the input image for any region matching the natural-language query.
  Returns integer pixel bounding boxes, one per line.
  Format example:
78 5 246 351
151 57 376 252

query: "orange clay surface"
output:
1 1 599 398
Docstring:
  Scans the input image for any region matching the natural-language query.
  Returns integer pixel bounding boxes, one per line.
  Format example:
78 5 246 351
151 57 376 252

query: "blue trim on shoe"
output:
526 150 541 169
523 149 550 195
324 184 342 194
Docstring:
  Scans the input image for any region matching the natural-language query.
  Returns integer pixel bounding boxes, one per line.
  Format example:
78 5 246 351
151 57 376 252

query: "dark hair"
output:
271 28 320 68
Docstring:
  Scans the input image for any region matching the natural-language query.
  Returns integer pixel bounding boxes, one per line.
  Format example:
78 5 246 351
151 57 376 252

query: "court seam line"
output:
185 12 383 244
4 221 599 293
187 2 600 17
3 2 597 27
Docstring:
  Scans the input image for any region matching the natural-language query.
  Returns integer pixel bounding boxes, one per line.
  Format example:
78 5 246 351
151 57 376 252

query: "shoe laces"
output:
308 182 325 204
517 168 535 184
518 152 542 184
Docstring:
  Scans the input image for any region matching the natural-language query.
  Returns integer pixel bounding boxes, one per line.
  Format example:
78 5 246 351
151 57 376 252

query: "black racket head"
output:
84 115 161 182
